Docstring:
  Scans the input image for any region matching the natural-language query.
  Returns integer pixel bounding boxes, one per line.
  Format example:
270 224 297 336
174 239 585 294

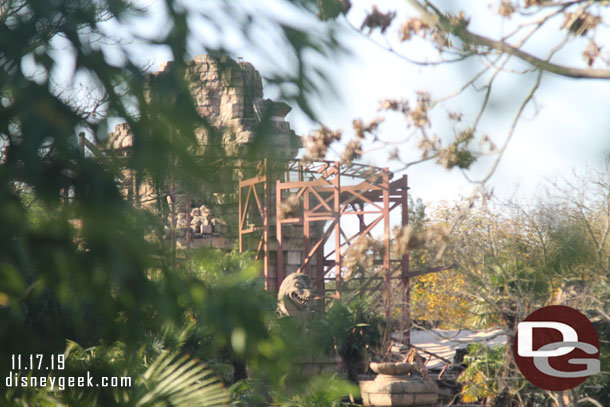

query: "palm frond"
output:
3 383 67 407
126 351 230 407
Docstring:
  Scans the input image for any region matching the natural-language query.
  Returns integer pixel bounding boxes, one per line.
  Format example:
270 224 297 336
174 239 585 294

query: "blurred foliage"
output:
0 0 346 404
585 319 610 406
401 199 471 328
409 175 610 403
123 351 230 407
228 375 360 407
185 248 265 291
275 374 359 407
407 196 427 232
308 299 384 382
180 248 296 386
4 342 230 407
457 344 505 404
229 379 269 407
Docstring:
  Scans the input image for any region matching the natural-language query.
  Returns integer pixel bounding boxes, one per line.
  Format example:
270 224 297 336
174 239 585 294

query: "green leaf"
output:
131 352 230 407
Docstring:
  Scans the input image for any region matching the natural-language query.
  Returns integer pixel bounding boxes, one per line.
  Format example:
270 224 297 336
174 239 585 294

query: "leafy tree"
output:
0 0 346 405
308 298 385 382
458 344 505 405
276 374 358 407
405 199 472 328
301 3 610 403
412 180 610 405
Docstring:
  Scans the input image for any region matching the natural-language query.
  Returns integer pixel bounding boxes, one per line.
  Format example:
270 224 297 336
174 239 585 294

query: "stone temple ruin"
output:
104 54 411 318
106 55 300 252
101 54 452 406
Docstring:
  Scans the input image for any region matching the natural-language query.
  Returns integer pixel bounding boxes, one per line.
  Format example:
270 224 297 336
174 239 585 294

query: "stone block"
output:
359 372 439 406
414 393 438 405
268 240 278 252
214 223 227 234
367 393 395 406
212 237 233 250
361 377 436 394
363 392 432 406
220 70 244 87
231 104 244 118
193 54 212 63
283 224 304 236
362 374 438 394
191 236 213 248
276 239 305 251
284 265 300 275
286 251 302 265
229 86 246 97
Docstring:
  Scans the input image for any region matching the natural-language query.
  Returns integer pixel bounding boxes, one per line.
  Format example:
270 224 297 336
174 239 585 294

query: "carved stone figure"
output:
277 273 314 319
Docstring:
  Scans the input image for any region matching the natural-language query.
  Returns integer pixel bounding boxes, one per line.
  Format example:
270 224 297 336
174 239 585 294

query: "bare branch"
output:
577 397 604 407
346 18 475 66
407 0 610 79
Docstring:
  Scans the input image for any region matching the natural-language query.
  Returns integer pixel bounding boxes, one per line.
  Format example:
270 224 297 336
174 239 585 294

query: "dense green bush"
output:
308 299 385 382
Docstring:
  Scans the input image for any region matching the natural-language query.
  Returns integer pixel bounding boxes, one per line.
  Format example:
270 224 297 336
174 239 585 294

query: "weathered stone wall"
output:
107 54 299 158
107 122 133 150
106 55 308 263
146 54 299 159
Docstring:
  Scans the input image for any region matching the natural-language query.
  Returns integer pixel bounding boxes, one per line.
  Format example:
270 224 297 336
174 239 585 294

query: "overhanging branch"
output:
407 0 610 79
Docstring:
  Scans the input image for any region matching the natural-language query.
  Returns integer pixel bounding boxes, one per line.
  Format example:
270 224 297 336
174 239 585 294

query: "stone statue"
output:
277 273 314 319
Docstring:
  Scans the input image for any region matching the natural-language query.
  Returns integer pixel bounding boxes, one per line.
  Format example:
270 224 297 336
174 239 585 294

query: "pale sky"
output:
66 0 610 204
282 0 610 204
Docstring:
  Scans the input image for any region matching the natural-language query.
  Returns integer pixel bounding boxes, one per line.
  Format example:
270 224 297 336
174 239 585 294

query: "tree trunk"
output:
232 359 247 382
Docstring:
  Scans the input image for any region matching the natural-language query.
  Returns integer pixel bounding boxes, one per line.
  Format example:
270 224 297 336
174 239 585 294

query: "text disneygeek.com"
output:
5 371 132 391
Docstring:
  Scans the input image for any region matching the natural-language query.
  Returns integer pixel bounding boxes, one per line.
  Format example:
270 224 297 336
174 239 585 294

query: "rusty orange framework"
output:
239 159 412 334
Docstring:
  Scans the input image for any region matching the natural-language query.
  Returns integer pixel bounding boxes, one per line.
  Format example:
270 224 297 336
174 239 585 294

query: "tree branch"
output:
407 0 610 79
577 397 603 407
